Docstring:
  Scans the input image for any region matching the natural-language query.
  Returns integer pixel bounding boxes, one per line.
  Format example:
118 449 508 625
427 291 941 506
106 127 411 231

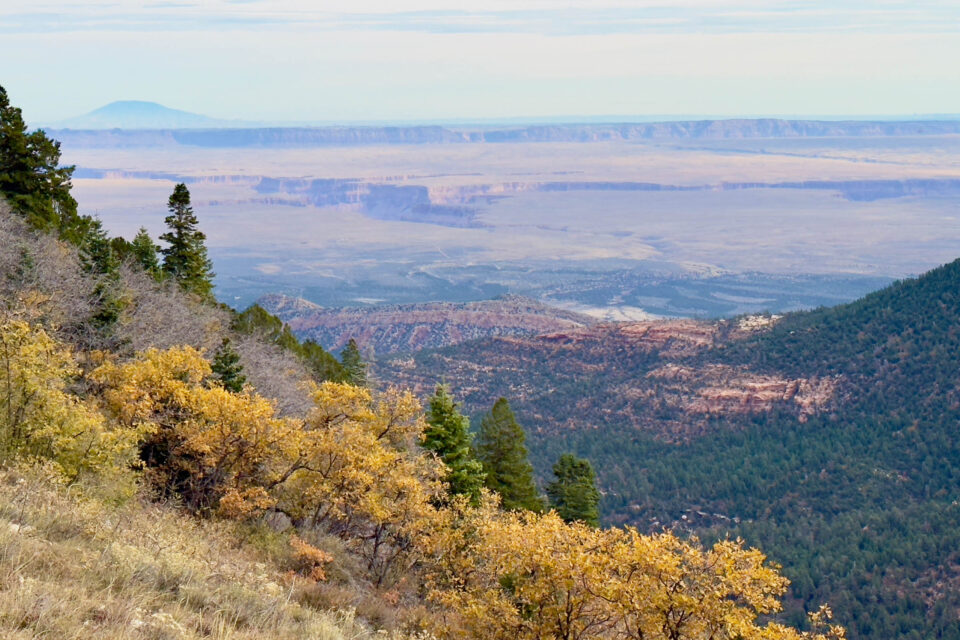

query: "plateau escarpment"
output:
251 176 960 225
65 124 960 320
259 294 596 356
49 119 960 148
381 315 833 441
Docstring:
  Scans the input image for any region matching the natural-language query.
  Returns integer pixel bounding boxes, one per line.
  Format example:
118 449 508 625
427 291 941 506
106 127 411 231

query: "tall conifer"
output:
424 384 485 504
474 397 543 512
546 453 601 527
340 338 367 387
160 183 214 299
0 84 84 241
211 338 246 393
130 227 162 278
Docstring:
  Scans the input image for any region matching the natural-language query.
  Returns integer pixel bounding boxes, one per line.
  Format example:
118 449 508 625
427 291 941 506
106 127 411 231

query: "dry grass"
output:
0 466 422 640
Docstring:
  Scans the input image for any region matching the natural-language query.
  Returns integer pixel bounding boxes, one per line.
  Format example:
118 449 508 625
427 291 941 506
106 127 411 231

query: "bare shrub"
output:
233 333 314 415
114 265 229 354
0 204 95 340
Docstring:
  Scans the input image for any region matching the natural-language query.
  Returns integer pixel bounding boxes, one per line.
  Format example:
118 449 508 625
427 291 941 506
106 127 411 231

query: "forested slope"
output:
386 259 960 640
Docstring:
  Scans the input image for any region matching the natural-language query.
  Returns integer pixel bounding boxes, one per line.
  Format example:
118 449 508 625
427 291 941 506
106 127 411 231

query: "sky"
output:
3 0 960 123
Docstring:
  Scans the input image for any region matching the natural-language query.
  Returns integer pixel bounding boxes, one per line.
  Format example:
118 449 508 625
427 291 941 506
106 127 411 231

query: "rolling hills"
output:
380 258 960 640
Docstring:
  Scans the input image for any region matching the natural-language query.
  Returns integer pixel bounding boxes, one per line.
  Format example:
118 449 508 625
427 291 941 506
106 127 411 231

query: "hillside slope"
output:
0 468 396 640
260 293 595 356
0 90 848 640
382 259 960 640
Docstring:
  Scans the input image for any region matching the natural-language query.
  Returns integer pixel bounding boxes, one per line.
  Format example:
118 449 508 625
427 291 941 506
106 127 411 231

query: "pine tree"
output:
211 338 246 393
424 384 485 504
0 84 87 242
546 453 601 527
340 338 367 387
474 397 543 512
130 227 162 278
160 183 215 300
80 217 119 277
82 218 126 331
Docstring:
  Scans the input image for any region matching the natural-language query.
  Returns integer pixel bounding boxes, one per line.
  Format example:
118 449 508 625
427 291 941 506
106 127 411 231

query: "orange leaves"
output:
217 487 275 520
289 535 334 582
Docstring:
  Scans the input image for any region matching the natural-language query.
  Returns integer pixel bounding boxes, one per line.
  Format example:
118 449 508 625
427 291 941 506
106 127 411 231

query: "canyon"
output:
379 315 837 441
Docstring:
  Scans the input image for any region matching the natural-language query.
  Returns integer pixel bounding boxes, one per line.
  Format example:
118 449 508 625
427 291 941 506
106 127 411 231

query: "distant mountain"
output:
258 294 596 356
51 101 229 130
383 258 960 640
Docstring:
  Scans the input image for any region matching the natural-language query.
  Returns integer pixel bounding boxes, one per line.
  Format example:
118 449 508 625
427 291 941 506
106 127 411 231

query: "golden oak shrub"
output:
92 349 443 586
90 345 298 512
0 318 140 480
423 497 845 640
274 382 446 585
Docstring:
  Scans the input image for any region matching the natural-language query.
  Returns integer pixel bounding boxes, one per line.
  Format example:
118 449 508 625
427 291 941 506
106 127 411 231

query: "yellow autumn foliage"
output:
423 499 845 640
91 345 298 513
92 350 444 585
275 382 446 585
0 319 140 481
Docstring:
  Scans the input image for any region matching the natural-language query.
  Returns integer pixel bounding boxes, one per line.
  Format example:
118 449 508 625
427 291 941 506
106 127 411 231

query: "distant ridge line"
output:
47 118 960 148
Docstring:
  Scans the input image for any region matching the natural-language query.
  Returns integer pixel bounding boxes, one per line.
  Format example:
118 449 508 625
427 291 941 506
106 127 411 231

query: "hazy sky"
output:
4 0 960 122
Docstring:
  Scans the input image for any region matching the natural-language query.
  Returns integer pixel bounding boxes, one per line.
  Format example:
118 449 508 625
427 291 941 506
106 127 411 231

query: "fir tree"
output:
82 218 126 331
211 338 246 393
340 338 367 387
546 453 601 527
80 217 119 277
424 384 485 504
130 227 162 278
109 236 134 263
160 183 215 300
474 397 543 512
0 84 87 242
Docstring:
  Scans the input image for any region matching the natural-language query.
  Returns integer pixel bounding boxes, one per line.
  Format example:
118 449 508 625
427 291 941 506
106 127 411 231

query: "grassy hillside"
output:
0 467 401 640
